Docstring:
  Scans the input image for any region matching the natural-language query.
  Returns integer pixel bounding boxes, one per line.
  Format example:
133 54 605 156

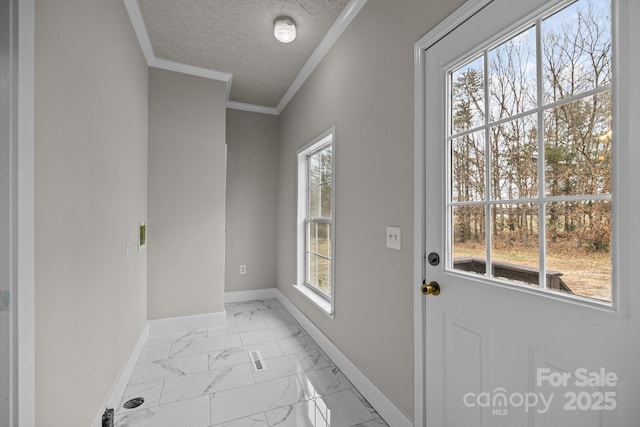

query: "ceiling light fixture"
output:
274 16 296 43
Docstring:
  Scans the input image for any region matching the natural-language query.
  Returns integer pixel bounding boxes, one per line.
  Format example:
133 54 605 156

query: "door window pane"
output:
544 92 612 197
546 200 611 301
542 0 612 104
491 203 540 286
452 132 485 202
452 205 486 275
489 26 537 121
490 114 538 200
451 56 485 133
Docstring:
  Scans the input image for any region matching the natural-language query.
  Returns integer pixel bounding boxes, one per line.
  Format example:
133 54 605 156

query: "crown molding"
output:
150 57 232 83
275 0 368 114
225 75 233 100
123 0 154 64
122 0 369 115
226 101 279 116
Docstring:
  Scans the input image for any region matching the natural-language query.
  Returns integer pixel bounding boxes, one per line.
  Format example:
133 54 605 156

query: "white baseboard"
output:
224 288 278 303
91 309 226 426
227 287 413 427
91 322 149 427
148 310 226 335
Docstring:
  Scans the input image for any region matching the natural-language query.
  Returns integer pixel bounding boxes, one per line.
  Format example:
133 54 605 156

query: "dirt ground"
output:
454 240 611 302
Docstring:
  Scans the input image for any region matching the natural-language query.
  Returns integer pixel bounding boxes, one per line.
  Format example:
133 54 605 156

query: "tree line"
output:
452 0 611 253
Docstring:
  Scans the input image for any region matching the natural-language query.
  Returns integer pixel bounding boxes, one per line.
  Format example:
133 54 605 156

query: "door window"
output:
448 0 612 302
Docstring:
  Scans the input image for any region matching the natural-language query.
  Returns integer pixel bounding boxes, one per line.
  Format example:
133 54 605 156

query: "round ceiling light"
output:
274 16 296 43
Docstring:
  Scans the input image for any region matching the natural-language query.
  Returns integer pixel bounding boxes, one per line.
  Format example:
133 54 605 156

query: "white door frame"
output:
413 3 495 424
17 0 35 425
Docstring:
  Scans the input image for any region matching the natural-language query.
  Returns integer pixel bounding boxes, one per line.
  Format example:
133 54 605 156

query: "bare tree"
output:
452 0 611 252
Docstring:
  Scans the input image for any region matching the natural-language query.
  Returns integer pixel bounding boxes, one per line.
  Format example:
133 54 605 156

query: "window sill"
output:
293 284 334 319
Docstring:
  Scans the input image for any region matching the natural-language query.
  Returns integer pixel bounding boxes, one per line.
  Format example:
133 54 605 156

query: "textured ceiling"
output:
138 0 349 108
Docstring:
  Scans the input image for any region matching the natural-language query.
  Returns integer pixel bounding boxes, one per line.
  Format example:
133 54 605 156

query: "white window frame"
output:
294 126 336 317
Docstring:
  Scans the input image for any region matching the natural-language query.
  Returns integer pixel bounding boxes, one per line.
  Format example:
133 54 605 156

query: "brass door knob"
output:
421 281 440 296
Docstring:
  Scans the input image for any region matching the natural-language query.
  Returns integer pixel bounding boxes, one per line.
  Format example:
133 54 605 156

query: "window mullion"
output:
314 216 319 287
535 18 547 290
483 49 492 279
306 159 311 285
308 217 332 224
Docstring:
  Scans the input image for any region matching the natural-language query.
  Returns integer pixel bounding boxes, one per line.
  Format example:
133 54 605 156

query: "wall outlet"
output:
240 265 247 275
386 226 401 250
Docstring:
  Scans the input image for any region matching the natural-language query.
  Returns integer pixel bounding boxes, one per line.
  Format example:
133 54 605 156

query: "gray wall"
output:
225 109 278 292
0 0 16 422
276 0 465 418
148 68 227 320
34 0 149 424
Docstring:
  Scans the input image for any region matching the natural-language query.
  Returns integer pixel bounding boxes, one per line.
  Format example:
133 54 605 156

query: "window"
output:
296 127 335 315
447 0 612 302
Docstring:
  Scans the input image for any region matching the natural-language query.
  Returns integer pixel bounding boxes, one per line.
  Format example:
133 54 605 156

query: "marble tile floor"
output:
115 299 389 427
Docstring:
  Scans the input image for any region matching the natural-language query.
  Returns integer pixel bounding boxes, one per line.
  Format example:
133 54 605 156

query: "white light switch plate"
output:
386 226 401 250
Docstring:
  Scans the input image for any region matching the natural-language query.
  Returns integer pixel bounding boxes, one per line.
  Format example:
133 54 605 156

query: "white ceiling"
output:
125 0 367 114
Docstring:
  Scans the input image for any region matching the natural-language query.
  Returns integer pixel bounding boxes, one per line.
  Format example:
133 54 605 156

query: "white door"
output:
420 0 640 425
